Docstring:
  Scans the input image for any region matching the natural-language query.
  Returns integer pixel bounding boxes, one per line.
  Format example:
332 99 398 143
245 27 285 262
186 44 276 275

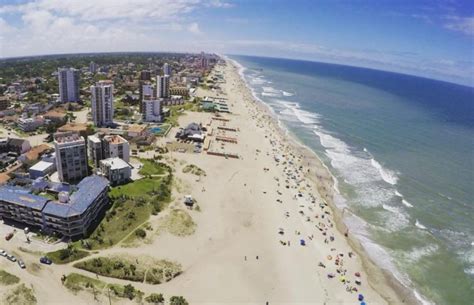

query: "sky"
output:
0 0 473 86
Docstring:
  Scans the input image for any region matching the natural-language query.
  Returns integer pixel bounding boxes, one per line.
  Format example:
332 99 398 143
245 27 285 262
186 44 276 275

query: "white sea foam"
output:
394 190 403 197
282 90 294 96
370 158 399 185
276 100 320 125
261 92 279 97
402 199 414 208
415 219 427 230
262 86 280 94
403 244 439 263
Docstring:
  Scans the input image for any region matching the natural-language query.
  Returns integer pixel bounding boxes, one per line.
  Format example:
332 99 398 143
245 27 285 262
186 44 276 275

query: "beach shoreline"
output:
226 57 421 305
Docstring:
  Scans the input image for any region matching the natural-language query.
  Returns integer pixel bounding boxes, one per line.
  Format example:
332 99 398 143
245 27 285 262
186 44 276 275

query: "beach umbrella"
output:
358 294 364 301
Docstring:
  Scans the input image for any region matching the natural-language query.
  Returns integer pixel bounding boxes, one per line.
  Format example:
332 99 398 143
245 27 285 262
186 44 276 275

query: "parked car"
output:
5 232 14 241
6 254 16 262
39 256 52 265
0 249 6 257
17 259 26 269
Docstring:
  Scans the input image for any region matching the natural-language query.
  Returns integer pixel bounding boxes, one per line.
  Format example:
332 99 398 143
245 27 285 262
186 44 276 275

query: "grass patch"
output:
4 283 37 305
46 245 90 264
74 256 145 282
138 159 168 176
74 255 181 285
77 165 172 250
0 270 20 285
159 209 196 236
182 164 206 176
64 273 144 301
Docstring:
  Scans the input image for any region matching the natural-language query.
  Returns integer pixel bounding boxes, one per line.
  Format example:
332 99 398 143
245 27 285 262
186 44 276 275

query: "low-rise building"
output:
0 175 109 238
18 116 45 132
29 160 56 179
0 96 10 110
99 157 131 186
2 138 31 154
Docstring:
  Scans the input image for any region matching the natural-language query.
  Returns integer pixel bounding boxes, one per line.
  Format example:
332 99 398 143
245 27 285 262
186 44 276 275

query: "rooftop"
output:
29 160 55 172
0 186 49 210
105 134 127 145
100 157 130 170
54 132 83 144
42 175 109 218
58 123 89 132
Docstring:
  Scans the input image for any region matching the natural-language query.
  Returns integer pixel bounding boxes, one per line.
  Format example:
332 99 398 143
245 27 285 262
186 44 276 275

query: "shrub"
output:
145 293 164 304
170 296 189 305
135 228 146 238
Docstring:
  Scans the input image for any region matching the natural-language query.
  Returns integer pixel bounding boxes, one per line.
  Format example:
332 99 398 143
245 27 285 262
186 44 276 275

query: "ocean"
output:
229 55 474 305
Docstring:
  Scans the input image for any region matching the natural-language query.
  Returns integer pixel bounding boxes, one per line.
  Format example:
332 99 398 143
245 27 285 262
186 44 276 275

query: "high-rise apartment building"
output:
91 80 114 127
87 133 130 168
89 61 98 73
58 68 80 103
54 132 88 183
156 75 170 98
163 63 171 76
140 70 152 81
142 96 162 122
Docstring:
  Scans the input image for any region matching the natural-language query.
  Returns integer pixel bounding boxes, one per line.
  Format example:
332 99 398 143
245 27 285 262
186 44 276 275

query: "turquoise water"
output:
231 55 474 305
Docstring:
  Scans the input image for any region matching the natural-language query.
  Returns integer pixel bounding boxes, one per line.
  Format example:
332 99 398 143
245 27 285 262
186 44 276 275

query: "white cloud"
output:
188 22 202 34
444 16 474 36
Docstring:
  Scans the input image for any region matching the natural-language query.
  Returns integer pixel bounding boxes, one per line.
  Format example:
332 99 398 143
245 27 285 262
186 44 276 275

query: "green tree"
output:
169 296 188 305
123 284 136 300
145 293 164 304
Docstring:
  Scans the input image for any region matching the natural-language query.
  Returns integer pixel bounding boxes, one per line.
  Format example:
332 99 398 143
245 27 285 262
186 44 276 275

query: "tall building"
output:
156 75 170 98
87 133 130 168
142 96 162 122
54 132 88 183
91 80 114 127
58 68 80 103
89 61 98 73
138 82 153 113
163 63 171 76
140 70 152 81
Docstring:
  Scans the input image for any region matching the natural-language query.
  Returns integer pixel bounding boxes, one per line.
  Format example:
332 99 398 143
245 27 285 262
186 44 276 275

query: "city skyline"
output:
0 0 473 86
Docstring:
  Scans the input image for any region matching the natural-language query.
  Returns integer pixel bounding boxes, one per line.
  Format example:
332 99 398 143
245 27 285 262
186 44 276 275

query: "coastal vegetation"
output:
0 270 20 285
46 244 90 264
63 273 144 301
3 283 37 305
79 162 172 250
170 296 189 305
145 293 165 304
182 164 206 176
159 209 196 236
138 159 168 176
73 256 181 284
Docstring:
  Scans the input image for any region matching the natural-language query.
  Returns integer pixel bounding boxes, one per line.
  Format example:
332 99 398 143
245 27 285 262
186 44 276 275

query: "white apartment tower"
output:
54 132 88 183
58 68 80 103
156 75 170 98
163 63 171 76
91 80 114 127
142 97 162 122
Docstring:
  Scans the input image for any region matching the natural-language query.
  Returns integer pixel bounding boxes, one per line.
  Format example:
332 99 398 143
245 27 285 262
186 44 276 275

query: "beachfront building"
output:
17 116 45 132
98 157 131 186
156 75 170 98
0 175 109 238
87 133 130 168
142 96 162 122
175 123 206 142
91 80 114 127
163 63 172 76
54 132 88 183
58 68 80 103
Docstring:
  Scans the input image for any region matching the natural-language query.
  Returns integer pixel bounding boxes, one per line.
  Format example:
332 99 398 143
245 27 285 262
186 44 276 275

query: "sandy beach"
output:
0 59 411 305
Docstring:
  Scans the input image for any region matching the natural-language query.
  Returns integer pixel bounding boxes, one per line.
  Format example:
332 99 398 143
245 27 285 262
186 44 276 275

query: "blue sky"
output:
0 0 473 86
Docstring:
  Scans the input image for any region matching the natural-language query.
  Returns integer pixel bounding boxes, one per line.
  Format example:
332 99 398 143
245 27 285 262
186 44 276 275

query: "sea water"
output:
230 55 474 305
